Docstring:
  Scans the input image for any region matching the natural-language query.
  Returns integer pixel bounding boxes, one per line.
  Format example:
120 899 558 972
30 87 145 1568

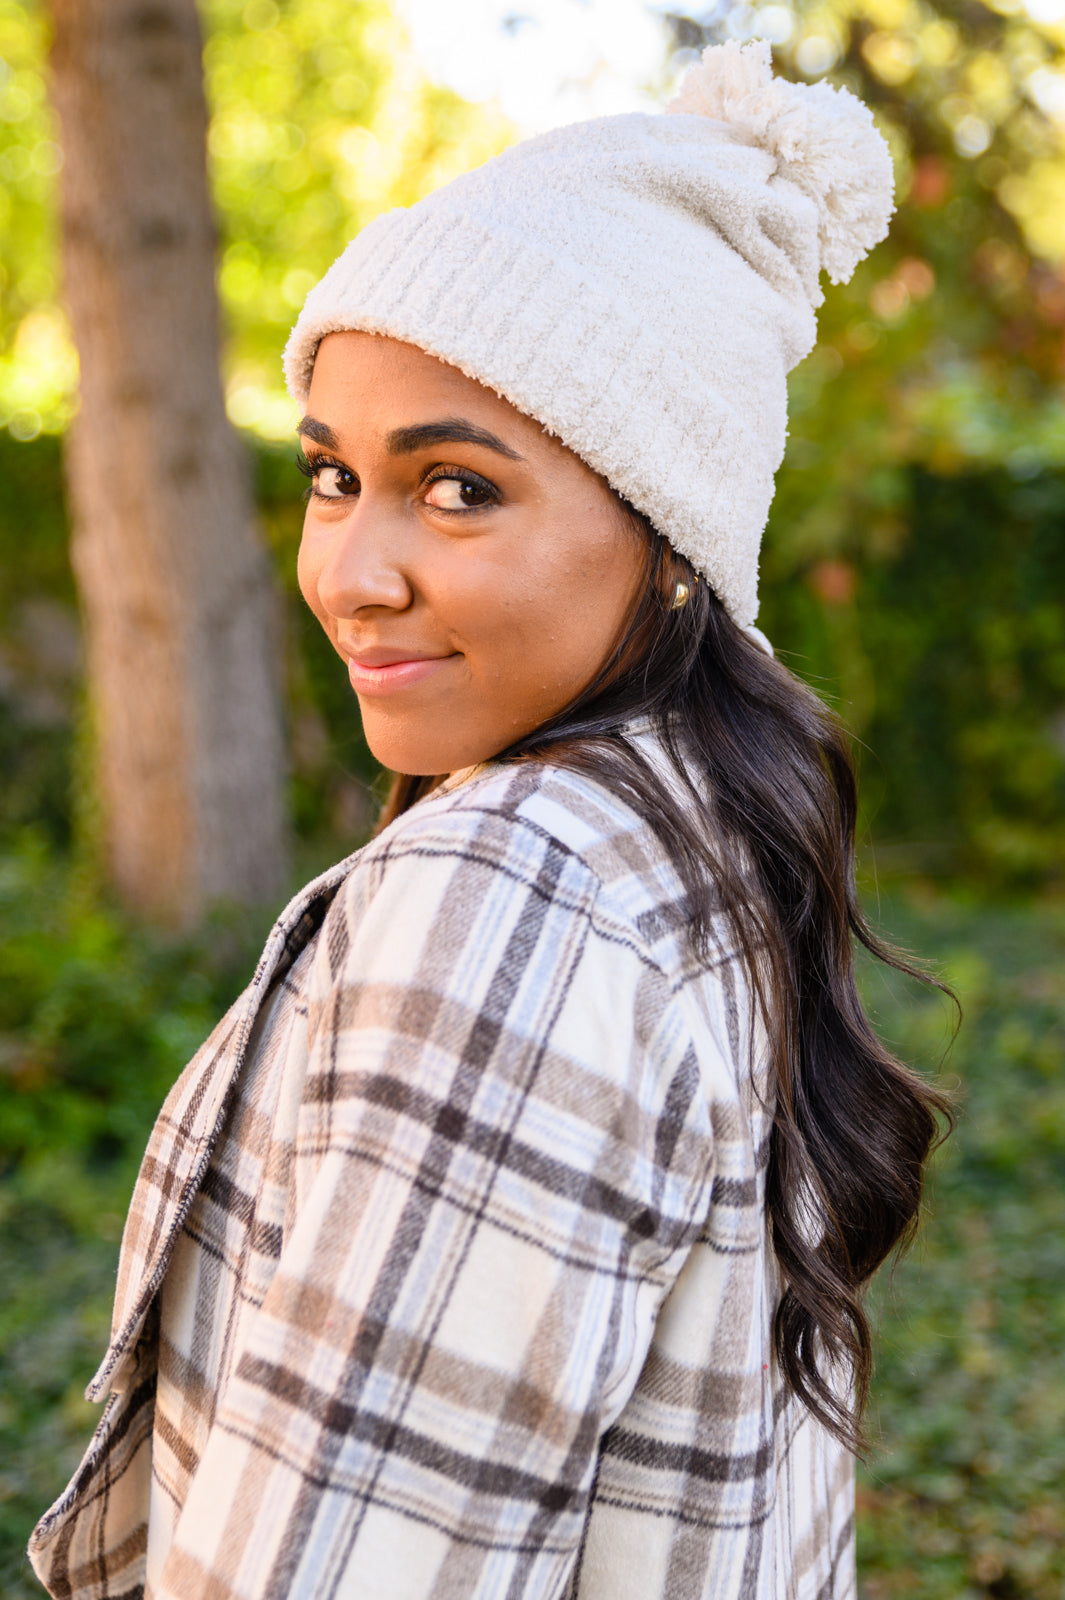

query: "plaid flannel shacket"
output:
30 754 855 1600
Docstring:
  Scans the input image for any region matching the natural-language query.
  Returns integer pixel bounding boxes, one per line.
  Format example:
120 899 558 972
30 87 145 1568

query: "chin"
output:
359 711 488 778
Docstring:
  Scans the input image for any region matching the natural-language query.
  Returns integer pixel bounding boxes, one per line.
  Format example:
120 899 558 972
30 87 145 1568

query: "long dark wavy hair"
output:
379 512 953 1450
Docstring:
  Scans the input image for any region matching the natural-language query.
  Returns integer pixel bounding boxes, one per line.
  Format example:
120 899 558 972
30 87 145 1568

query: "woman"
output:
31 41 948 1600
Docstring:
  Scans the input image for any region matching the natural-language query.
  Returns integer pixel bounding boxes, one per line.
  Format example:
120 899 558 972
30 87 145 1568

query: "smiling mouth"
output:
346 654 457 696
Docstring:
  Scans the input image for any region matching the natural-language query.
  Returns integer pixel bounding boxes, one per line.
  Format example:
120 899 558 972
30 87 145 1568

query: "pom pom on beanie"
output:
668 40 894 289
285 45 894 630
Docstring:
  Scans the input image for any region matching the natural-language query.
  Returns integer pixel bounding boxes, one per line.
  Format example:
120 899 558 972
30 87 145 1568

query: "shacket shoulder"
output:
350 756 738 985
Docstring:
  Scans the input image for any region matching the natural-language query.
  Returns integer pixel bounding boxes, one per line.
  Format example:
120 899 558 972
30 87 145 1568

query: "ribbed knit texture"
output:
285 42 894 629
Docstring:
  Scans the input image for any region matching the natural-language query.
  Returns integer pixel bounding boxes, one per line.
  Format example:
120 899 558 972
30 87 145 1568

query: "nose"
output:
310 497 413 620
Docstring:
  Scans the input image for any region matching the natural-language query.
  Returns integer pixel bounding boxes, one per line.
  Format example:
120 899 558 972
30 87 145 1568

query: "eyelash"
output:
296 451 500 511
422 464 499 511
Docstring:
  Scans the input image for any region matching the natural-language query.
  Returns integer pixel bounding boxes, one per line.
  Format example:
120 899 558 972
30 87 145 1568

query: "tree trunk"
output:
49 0 286 925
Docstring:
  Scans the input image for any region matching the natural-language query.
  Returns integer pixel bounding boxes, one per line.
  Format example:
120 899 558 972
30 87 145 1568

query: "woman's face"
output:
298 332 648 775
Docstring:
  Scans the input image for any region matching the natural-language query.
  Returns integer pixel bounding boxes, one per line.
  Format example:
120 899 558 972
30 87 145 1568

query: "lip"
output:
344 648 457 696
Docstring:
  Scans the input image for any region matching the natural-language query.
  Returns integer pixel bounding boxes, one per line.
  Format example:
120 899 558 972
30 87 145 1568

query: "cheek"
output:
463 526 642 698
296 527 325 621
527 522 642 641
449 567 561 670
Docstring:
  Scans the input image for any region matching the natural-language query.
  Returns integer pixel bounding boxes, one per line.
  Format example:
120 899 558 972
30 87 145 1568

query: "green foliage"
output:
0 431 76 847
0 430 69 615
855 892 1065 1599
761 462 1065 885
201 0 510 435
0 0 509 437
0 1 55 315
0 1173 123 1600
0 836 275 1597
668 0 1065 514
0 829 269 1177
0 0 55 308
0 0 68 437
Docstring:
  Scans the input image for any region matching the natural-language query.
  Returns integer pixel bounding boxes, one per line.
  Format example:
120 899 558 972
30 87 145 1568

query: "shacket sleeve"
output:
155 801 720 1600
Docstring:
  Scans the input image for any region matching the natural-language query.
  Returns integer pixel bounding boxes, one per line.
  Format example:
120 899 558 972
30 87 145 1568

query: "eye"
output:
423 471 496 512
297 451 358 501
314 464 357 500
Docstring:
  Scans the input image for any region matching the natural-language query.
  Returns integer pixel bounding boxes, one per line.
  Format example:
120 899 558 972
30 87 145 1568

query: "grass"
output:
0 1162 127 1599
0 874 1062 1599
856 889 1065 1599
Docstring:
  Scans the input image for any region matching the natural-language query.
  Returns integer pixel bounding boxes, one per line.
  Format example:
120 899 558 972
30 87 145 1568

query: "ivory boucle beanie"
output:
284 41 894 630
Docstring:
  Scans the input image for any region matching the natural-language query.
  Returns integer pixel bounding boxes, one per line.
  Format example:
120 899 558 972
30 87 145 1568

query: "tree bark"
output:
49 0 286 925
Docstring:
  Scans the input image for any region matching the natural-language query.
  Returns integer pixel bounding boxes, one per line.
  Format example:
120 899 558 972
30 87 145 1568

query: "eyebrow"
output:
297 416 339 449
297 413 523 463
385 419 524 462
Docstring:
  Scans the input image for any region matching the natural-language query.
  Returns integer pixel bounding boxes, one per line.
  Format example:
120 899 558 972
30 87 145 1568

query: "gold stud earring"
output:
671 580 691 610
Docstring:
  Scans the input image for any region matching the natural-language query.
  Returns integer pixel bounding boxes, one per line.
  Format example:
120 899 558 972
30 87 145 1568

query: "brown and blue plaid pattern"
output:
31 753 855 1599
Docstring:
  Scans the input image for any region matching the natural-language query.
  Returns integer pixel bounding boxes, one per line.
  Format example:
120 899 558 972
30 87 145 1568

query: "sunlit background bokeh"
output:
2 0 1065 444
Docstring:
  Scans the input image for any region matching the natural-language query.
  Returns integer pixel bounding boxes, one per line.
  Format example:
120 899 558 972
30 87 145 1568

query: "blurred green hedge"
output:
760 461 1065 887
